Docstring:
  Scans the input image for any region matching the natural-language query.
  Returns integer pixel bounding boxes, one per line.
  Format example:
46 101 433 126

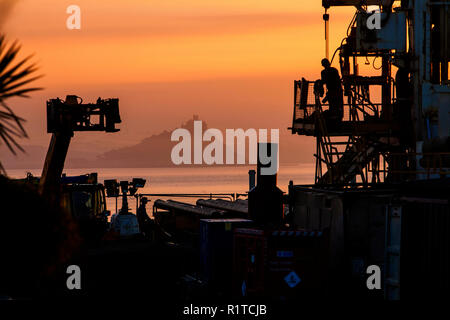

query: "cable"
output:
346 12 357 37
372 56 382 70
330 11 357 65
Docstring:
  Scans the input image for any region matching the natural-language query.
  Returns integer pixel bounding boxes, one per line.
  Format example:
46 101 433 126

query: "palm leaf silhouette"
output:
0 34 43 173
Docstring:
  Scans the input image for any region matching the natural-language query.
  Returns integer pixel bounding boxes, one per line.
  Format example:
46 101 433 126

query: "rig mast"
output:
290 0 449 187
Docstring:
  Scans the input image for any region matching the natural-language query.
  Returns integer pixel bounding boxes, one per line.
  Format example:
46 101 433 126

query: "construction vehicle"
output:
40 95 120 197
36 95 121 240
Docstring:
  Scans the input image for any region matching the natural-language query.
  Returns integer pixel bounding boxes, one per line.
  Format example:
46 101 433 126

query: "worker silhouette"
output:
320 58 344 121
137 197 154 240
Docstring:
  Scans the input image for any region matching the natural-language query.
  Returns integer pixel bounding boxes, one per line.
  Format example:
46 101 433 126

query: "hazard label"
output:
284 271 301 288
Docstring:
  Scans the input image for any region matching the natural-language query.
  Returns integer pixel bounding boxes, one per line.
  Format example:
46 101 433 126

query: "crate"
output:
233 228 330 298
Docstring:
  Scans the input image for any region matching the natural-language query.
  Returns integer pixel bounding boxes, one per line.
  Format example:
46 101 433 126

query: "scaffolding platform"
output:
290 79 398 137
291 118 400 137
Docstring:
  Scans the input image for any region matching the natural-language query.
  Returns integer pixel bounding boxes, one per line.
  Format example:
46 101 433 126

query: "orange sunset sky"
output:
1 0 356 168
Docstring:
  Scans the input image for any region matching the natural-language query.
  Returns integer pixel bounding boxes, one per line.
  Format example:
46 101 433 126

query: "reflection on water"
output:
7 164 315 214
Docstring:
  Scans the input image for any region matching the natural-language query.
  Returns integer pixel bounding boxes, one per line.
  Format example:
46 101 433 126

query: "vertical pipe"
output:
256 143 278 188
248 169 256 191
382 56 392 121
324 12 330 60
136 196 139 215
440 4 448 82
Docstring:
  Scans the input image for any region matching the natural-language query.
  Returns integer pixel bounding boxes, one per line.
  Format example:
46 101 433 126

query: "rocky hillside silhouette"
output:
96 115 313 168
2 115 314 170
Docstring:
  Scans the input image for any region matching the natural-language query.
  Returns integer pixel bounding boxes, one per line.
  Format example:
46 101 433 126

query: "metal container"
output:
386 196 450 300
200 218 253 293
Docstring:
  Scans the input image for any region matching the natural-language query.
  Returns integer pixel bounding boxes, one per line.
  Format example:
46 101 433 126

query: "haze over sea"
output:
7 164 314 213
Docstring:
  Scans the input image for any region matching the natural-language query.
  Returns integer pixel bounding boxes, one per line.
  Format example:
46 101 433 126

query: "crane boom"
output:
39 95 121 198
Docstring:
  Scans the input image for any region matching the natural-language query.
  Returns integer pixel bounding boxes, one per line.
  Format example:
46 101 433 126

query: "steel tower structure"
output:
290 0 449 187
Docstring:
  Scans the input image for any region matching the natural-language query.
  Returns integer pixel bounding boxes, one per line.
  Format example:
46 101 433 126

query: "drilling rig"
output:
291 0 449 185
288 0 449 299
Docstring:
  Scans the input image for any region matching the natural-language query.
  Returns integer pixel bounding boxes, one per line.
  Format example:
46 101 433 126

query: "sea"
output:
7 164 315 214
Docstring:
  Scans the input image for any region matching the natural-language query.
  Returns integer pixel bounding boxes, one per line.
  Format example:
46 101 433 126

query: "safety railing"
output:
360 152 450 184
291 78 383 133
314 151 450 186
385 152 450 179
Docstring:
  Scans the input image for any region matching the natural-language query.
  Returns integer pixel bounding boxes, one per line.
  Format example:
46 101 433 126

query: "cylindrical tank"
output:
248 143 284 227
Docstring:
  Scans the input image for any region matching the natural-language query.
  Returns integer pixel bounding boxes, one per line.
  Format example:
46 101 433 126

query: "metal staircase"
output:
291 78 396 187
318 137 383 185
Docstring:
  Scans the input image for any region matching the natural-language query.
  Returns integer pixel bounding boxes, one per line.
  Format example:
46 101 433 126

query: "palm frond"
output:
0 34 43 174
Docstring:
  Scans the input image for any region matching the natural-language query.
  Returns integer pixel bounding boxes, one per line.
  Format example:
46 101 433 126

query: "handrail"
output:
292 79 384 128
